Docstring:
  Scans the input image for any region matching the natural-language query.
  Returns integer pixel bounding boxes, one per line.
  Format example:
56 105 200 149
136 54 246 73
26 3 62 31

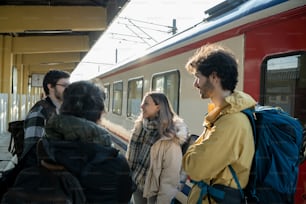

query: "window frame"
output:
127 77 144 119
103 83 110 112
151 69 180 114
260 51 305 119
112 80 123 115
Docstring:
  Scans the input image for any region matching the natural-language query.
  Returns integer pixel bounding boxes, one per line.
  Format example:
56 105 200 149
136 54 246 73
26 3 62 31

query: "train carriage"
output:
95 0 306 203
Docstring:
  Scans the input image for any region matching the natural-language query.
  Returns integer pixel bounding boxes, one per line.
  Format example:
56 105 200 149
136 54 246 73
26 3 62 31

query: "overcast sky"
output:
71 0 224 82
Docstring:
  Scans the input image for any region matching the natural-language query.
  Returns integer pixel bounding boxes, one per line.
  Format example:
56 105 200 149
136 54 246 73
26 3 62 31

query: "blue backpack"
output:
230 105 304 204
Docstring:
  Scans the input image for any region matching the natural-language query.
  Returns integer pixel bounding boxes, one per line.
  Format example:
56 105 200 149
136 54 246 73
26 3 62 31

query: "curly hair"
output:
185 44 238 92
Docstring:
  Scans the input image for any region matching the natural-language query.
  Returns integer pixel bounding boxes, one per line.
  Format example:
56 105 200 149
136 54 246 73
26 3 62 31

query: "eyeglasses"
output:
56 83 69 88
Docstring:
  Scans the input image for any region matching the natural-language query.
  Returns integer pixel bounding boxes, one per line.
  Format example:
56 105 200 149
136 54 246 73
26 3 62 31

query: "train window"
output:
152 70 180 113
127 77 143 119
104 83 110 112
261 52 306 127
112 81 123 115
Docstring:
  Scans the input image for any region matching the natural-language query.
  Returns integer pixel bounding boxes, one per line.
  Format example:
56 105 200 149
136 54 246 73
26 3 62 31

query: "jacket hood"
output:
45 114 112 146
42 137 118 176
205 91 256 126
173 117 189 145
224 91 256 113
42 114 114 176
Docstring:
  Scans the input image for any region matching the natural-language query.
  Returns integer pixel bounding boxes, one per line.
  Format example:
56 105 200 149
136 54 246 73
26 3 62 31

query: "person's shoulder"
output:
23 100 55 124
221 111 250 124
94 125 113 146
29 98 52 111
38 97 56 109
26 101 45 116
37 98 56 116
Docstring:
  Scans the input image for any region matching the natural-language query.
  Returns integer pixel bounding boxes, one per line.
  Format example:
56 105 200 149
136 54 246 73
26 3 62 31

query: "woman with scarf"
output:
126 91 188 204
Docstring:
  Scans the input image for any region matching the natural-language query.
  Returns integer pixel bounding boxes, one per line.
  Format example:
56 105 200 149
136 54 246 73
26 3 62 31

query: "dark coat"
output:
42 114 134 204
1 166 86 204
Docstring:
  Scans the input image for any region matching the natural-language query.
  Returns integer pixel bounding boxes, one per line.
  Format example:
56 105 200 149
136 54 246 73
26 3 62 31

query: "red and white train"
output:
95 0 306 202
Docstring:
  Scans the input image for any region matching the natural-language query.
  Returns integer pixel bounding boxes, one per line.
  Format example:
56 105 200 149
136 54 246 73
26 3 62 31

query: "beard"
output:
54 88 63 101
199 80 214 99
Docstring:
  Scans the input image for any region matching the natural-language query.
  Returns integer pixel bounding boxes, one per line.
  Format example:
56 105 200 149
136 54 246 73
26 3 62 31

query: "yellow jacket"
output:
182 91 256 204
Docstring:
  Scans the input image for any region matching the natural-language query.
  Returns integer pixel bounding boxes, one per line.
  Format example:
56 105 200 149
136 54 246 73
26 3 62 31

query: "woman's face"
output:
141 95 160 119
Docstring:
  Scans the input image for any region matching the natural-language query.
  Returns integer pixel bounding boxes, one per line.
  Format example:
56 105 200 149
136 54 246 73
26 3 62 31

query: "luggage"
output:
230 106 304 204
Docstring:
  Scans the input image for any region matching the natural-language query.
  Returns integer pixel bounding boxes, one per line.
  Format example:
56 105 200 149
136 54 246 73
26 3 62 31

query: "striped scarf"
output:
128 118 159 191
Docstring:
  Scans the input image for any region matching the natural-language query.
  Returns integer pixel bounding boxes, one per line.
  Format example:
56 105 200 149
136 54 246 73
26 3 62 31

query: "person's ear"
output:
156 105 160 111
47 83 52 90
209 71 219 84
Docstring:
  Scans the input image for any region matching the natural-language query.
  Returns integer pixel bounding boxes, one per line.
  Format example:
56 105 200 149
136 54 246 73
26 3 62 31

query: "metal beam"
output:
21 53 81 65
0 6 107 32
12 35 89 54
28 63 76 73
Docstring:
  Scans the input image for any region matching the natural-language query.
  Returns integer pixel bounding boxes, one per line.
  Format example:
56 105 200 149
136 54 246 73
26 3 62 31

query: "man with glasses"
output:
22 70 70 168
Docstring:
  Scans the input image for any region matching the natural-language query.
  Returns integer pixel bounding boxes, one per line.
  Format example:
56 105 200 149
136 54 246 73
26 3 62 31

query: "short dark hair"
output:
43 70 70 95
60 81 106 122
185 44 238 92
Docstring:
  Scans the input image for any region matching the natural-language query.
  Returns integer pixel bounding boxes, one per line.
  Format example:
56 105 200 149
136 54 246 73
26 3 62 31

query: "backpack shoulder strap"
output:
228 165 245 199
241 108 256 141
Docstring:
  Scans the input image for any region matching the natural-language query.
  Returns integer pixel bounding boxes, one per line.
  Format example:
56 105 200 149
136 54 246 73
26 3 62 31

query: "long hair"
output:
136 91 178 138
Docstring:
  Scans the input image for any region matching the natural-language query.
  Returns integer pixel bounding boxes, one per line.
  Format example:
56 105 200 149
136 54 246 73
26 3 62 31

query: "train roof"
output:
97 0 292 78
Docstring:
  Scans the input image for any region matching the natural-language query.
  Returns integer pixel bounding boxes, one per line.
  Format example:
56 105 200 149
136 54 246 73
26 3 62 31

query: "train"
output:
94 0 306 203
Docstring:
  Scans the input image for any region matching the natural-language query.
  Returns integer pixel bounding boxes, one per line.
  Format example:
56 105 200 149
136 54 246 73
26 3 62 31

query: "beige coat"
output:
182 91 256 204
143 118 188 204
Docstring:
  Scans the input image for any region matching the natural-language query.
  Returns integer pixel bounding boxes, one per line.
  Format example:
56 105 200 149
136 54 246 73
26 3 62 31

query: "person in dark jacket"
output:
40 80 134 204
